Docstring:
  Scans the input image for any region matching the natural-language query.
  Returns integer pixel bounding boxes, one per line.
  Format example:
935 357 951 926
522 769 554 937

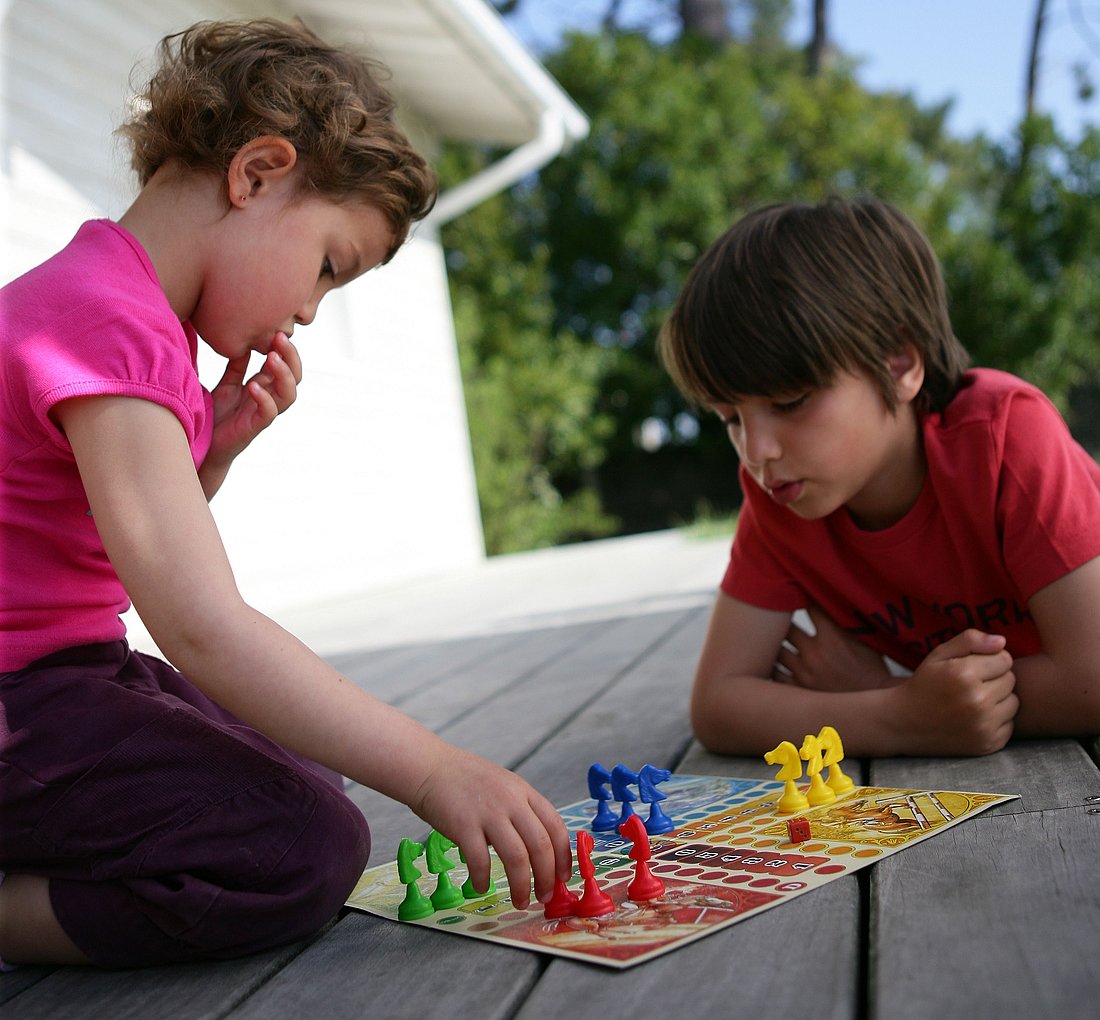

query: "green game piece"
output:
396 838 435 920
459 848 496 899
425 830 465 909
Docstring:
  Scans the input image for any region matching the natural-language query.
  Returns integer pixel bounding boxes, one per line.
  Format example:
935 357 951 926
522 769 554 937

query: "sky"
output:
503 0 1100 144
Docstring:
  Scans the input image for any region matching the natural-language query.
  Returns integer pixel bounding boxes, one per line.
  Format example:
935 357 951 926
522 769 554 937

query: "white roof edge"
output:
423 0 590 144
420 0 588 225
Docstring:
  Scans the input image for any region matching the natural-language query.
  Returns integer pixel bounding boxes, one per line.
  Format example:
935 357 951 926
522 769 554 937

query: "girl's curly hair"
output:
118 18 437 259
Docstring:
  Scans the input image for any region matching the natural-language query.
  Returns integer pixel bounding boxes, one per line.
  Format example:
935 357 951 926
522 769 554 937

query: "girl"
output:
0 18 571 967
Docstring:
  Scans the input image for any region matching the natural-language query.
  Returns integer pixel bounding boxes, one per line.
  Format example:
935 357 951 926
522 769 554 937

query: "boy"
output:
659 197 1100 757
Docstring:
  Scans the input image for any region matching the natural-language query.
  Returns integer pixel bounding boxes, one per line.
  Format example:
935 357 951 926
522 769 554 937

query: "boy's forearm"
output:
691 672 903 758
1007 653 1100 738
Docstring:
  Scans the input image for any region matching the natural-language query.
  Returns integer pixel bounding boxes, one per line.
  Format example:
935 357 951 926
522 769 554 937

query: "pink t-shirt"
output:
1 220 213 670
721 369 1100 670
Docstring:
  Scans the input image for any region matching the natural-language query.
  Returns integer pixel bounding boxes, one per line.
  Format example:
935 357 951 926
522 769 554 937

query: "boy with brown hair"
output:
660 196 1100 757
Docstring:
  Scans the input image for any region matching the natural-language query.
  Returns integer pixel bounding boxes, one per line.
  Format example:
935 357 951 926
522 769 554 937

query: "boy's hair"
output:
118 18 437 260
659 197 969 413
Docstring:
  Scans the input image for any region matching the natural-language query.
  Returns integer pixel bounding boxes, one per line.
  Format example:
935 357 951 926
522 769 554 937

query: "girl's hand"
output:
200 332 302 497
409 745 572 910
888 630 1018 755
776 605 894 691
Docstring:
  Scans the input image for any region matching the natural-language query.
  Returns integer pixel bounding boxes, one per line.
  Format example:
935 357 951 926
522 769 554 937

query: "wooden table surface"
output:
4 601 1099 1019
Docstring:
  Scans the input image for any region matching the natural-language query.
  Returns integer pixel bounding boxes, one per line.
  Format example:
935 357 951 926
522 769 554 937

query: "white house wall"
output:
2 0 486 632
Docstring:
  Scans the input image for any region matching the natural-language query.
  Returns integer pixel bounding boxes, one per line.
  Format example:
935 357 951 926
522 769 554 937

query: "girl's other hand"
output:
201 332 302 494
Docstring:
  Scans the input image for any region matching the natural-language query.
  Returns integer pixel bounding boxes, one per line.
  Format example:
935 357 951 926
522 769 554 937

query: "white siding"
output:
2 0 485 635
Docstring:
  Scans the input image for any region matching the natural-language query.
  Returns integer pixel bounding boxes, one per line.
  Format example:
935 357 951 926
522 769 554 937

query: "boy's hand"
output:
207 332 303 468
890 630 1018 755
776 605 894 691
409 745 572 909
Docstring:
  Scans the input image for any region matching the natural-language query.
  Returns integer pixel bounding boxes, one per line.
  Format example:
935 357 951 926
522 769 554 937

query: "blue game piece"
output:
587 762 618 831
639 763 675 835
611 763 639 826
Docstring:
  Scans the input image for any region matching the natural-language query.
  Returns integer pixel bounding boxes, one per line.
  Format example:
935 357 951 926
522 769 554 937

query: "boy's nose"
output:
739 421 781 467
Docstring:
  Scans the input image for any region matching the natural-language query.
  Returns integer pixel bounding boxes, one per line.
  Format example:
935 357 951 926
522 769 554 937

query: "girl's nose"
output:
295 299 319 327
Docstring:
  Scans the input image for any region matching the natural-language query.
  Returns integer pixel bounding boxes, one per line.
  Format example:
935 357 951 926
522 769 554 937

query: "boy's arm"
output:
1009 556 1100 736
692 592 1017 757
57 394 571 905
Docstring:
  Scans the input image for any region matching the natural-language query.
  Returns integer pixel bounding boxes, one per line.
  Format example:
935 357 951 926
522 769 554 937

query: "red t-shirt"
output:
721 369 1100 670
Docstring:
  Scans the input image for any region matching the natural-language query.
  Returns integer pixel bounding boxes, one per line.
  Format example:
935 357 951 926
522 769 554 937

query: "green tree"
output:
448 10 1100 551
529 29 973 530
438 146 618 554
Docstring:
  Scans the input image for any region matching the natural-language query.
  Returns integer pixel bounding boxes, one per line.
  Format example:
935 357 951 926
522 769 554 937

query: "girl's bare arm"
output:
55 394 571 904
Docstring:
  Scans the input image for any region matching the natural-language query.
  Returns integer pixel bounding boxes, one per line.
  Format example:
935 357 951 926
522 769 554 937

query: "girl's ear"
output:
226 136 297 207
888 342 925 406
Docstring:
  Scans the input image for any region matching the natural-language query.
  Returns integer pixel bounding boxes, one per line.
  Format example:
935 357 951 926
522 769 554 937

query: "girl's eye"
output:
320 257 335 279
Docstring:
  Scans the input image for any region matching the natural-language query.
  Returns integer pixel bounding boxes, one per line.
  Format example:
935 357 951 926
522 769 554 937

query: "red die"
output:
787 817 811 843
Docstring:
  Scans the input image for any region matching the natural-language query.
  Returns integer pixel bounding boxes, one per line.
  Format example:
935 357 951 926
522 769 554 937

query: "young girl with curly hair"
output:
0 18 570 967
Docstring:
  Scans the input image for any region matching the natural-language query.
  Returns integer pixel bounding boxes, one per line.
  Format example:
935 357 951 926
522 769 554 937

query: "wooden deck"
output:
4 535 1100 1018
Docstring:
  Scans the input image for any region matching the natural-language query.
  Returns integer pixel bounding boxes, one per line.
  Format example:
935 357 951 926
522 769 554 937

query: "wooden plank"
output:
870 739 1100 813
395 618 615 732
869 803 1100 1016
518 607 711 806
225 913 542 1020
438 610 696 771
870 741 1100 1015
0 967 53 1006
339 612 693 860
2 943 303 1020
330 629 534 707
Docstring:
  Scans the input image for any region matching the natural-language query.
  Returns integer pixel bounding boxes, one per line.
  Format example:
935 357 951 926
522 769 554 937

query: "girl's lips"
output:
766 480 804 506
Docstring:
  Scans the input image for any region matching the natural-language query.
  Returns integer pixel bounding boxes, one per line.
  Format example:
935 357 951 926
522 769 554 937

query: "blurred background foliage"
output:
438 0 1100 554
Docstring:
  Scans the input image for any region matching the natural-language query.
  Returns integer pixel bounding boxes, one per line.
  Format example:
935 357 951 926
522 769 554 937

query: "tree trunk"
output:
679 0 731 43
1024 0 1048 119
806 0 828 77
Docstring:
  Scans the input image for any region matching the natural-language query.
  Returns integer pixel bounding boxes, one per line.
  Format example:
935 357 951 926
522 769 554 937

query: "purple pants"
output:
0 641 371 967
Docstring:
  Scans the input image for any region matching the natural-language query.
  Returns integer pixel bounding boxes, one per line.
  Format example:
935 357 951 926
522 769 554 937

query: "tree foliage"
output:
442 7 1100 553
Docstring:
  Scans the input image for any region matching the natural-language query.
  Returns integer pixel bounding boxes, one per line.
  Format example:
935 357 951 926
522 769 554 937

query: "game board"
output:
345 769 1017 969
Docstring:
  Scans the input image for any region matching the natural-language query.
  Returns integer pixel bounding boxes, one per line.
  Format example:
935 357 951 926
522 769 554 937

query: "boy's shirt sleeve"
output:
720 471 811 611
996 384 1100 601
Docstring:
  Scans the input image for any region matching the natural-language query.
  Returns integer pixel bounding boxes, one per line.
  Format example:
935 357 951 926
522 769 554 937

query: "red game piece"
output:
543 877 580 919
574 830 615 917
787 816 812 843
620 813 665 901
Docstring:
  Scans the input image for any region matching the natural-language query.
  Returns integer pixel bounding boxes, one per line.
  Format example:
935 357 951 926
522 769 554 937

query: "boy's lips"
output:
765 479 805 506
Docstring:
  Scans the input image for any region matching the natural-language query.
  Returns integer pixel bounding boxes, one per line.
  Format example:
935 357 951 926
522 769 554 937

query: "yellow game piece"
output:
818 724 855 794
764 740 810 813
799 732 836 806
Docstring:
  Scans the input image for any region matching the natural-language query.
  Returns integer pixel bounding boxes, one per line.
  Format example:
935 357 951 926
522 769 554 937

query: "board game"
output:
345 756 1017 969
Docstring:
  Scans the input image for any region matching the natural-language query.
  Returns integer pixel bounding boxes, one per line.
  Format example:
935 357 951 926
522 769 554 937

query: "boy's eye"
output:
320 257 335 279
773 394 809 413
